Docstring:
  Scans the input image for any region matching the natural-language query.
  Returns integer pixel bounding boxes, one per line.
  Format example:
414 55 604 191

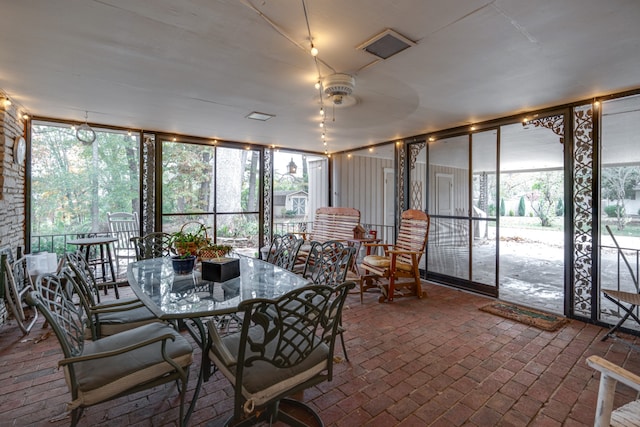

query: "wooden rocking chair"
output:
359 209 430 303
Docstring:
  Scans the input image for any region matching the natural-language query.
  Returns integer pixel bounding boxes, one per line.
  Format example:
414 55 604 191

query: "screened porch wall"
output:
333 152 393 228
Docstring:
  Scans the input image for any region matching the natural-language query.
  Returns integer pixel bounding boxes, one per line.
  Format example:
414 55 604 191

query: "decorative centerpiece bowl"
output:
199 243 233 260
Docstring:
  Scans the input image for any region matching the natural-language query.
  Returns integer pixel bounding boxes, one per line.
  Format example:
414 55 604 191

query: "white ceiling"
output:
1 0 639 154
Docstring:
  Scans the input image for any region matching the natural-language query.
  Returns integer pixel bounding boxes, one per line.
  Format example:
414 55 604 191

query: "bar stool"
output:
67 235 119 298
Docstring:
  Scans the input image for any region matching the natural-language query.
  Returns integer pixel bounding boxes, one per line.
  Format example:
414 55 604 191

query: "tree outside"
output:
601 166 640 230
31 122 139 240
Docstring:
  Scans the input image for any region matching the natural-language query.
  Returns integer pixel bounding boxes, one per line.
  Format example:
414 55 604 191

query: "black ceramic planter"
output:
171 255 196 275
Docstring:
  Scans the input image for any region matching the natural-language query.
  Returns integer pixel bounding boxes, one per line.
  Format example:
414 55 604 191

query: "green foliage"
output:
31 125 140 235
170 224 208 244
488 204 496 217
508 210 514 217
517 196 526 217
499 198 505 216
601 166 639 230
162 143 214 214
604 205 625 218
528 172 563 227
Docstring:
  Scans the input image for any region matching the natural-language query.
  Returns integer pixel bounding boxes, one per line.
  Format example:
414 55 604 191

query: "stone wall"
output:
0 98 27 326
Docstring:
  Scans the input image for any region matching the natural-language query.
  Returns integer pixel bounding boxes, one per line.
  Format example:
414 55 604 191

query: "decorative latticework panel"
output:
409 142 426 211
527 115 565 144
263 148 272 247
141 134 155 235
478 172 488 214
411 181 423 210
573 105 594 317
398 144 406 220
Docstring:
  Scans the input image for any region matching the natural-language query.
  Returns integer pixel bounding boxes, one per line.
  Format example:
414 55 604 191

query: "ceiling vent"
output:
323 73 356 106
358 28 415 60
246 111 275 121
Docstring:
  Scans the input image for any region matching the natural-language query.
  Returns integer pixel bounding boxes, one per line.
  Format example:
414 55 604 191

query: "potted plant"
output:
170 222 210 256
171 251 197 275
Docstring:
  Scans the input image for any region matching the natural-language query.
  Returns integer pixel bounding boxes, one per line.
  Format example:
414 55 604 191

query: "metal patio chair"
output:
301 240 356 360
131 232 175 260
64 251 161 339
206 281 354 427
265 233 303 271
1 248 38 335
26 272 192 427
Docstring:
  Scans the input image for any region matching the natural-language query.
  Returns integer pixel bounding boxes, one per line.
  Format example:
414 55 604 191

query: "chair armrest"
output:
58 332 176 366
586 355 640 427
388 249 424 256
363 243 388 248
290 231 307 240
587 355 640 391
92 299 145 310
89 301 147 315
207 319 237 366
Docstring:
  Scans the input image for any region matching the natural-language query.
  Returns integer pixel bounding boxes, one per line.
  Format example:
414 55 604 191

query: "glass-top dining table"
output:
127 255 311 423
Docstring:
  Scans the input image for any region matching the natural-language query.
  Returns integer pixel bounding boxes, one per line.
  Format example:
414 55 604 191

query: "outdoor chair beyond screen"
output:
107 212 140 274
265 233 303 271
600 225 640 343
360 209 430 303
207 281 354 427
64 251 160 339
26 273 192 427
131 232 175 260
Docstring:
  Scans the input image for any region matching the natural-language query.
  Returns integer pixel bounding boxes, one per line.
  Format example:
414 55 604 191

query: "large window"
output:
30 121 140 253
272 151 327 235
599 95 640 327
160 140 260 256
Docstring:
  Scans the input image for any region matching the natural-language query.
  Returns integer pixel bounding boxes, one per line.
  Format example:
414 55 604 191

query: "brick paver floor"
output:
1 281 639 426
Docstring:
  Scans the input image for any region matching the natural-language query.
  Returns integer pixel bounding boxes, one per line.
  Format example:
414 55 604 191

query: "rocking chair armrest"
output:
387 249 424 256
58 333 176 366
290 231 308 240
206 318 237 366
363 243 388 248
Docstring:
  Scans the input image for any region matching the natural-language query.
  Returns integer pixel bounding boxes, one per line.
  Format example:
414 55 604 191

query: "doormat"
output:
479 302 569 332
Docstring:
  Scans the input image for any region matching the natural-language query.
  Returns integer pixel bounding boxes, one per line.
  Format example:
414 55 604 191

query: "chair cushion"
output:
362 255 413 272
209 326 329 407
65 322 192 409
89 304 160 337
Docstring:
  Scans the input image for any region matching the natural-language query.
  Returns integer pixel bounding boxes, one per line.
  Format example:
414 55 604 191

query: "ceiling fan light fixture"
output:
323 73 356 106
